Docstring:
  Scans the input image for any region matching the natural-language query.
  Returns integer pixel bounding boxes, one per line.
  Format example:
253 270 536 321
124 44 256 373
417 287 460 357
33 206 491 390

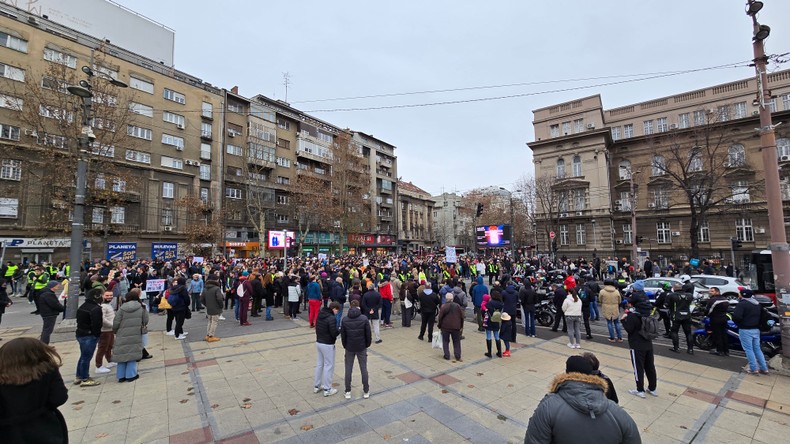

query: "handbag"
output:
158 290 172 310
491 309 502 323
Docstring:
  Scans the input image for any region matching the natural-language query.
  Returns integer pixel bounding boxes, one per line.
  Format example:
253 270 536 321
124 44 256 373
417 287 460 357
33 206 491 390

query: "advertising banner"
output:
476 225 512 247
152 242 178 261
268 230 295 249
107 242 137 261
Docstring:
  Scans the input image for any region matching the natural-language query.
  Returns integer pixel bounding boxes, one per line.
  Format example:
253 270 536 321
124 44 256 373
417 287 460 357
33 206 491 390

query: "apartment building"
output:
353 131 399 253
432 192 474 251
0 3 222 261
397 180 434 253
528 69 790 268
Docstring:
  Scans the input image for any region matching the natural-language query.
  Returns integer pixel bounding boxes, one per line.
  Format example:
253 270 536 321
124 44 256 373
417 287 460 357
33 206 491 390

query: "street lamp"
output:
65 65 127 320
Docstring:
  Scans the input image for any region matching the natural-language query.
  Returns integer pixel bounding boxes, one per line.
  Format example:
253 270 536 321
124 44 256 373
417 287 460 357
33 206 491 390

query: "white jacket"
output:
561 295 583 317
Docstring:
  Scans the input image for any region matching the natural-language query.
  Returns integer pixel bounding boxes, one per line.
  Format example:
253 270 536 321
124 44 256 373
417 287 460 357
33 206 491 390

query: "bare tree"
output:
290 172 333 256
177 195 225 257
525 174 568 251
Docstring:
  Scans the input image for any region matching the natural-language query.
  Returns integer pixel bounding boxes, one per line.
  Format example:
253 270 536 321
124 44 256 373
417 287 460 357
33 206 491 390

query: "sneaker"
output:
647 389 658 397
323 388 338 397
219 315 226 320
73 378 84 385
567 343 575 349
375 339 382 344
759 370 770 375
502 350 511 357
80 378 101 387
176 335 187 340
344 391 351 399
574 344 582 349
106 362 117 368
363 392 370 399
628 389 646 399
182 332 189 335
313 386 321 394
166 330 175 336
96 366 111 374
207 337 221 343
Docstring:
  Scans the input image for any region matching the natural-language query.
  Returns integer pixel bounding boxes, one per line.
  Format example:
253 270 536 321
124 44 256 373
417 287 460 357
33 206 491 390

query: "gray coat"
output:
525 372 641 444
200 280 224 316
112 301 148 363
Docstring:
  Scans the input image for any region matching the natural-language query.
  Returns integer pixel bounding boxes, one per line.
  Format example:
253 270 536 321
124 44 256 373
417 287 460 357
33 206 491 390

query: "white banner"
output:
445 246 457 263
145 279 166 293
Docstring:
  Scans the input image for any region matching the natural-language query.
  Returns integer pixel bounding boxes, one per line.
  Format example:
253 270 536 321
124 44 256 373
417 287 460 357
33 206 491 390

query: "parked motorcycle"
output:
692 314 782 358
535 298 555 327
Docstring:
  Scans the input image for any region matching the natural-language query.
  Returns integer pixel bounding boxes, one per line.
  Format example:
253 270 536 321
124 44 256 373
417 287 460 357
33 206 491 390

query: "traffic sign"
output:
549 231 556 239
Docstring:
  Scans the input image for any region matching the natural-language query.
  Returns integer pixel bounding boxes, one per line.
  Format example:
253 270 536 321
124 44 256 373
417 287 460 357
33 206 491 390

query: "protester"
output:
341 300 372 400
733 289 770 375
437 293 464 361
314 301 340 397
622 297 658 398
113 289 148 382
583 352 619 403
95 290 116 374
361 282 383 344
417 281 440 342
599 279 623 343
562 287 583 349
484 290 504 358
75 288 104 387
201 275 224 342
38 280 64 345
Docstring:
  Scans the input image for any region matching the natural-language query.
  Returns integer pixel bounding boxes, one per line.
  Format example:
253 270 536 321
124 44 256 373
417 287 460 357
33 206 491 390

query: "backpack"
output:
637 310 660 341
236 281 246 298
490 309 502 323
166 289 180 305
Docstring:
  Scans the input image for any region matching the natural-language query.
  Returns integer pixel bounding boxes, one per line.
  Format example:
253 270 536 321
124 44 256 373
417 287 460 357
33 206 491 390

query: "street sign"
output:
549 231 556 239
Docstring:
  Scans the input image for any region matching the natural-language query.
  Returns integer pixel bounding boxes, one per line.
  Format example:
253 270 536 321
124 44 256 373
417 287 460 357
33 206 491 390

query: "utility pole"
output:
746 0 790 363
629 170 638 267
282 72 292 103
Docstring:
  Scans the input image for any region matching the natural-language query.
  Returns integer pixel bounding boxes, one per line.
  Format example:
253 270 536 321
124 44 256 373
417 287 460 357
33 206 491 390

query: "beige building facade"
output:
397 180 434 253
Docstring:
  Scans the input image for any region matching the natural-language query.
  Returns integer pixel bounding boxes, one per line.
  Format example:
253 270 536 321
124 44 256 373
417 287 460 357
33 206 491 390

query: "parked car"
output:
690 275 747 300
626 277 709 303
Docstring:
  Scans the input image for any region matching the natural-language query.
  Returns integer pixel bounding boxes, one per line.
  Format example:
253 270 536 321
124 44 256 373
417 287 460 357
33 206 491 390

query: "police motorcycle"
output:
692 295 782 358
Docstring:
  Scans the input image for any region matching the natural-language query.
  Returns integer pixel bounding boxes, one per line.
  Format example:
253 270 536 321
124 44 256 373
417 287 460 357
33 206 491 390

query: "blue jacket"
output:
502 284 519 316
187 278 204 294
471 276 488 308
307 281 322 301
167 284 190 313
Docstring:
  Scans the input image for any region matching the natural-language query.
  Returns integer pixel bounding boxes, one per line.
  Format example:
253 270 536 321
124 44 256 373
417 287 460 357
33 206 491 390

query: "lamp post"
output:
65 66 127 319
746 1 790 363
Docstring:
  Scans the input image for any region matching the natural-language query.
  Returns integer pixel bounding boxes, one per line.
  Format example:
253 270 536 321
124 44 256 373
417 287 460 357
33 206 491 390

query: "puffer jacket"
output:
502 284 518 316
598 285 622 321
562 294 583 317
471 276 488 307
200 280 224 316
340 307 371 352
315 306 339 345
100 301 115 332
168 284 189 313
112 301 148 363
525 372 641 444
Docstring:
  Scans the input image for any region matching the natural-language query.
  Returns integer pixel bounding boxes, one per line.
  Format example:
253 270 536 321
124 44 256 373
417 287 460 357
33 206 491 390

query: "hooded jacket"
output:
525 372 641 444
200 280 224 316
598 285 622 321
471 276 488 307
418 288 440 314
502 284 519 316
451 287 467 308
315 306 340 345
340 307 371 352
733 297 761 330
38 287 64 317
76 299 102 337
112 301 148 363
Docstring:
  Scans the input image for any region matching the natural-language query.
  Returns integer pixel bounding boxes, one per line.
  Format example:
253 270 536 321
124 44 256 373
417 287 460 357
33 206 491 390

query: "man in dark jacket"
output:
667 282 694 354
437 294 464 361
330 277 347 328
471 275 488 331
75 288 104 387
417 282 440 341
519 282 539 337
314 302 340 397
38 281 64 345
525 355 640 443
550 284 568 333
341 300 372 399
733 289 769 374
706 286 730 356
361 282 382 344
622 298 657 399
249 273 264 317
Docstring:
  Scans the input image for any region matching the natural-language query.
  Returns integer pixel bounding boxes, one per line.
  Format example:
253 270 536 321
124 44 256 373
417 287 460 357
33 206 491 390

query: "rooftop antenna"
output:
282 72 292 103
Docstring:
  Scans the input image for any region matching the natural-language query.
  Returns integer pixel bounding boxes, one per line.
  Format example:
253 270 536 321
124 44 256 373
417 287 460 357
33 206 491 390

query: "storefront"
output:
300 231 339 256
347 234 398 255
225 241 260 258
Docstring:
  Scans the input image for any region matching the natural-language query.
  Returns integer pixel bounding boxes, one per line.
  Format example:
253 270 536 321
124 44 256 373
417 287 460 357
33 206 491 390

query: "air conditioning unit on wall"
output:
163 226 173 232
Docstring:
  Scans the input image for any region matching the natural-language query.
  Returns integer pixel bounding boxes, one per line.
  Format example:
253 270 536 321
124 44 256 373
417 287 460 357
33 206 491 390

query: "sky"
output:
116 0 790 196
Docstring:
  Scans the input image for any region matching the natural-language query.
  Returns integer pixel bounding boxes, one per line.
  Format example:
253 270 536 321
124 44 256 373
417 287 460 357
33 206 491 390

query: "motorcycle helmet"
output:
679 274 691 283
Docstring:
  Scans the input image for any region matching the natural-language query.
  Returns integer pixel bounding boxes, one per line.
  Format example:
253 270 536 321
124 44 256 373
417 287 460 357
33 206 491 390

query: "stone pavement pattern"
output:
2 313 790 443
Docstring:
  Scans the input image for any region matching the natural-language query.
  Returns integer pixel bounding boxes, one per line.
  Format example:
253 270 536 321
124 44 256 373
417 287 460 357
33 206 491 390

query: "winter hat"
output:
740 288 754 298
321 272 327 277
46 280 60 289
500 312 512 321
565 355 594 375
632 280 645 292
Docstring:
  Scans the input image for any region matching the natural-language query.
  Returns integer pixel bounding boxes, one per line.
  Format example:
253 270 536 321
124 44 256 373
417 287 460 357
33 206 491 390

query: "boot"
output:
687 336 694 355
670 332 680 352
495 340 502 358
484 339 492 358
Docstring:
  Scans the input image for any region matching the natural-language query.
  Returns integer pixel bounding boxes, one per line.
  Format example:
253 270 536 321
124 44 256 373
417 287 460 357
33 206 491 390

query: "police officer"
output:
653 282 672 338
667 282 694 354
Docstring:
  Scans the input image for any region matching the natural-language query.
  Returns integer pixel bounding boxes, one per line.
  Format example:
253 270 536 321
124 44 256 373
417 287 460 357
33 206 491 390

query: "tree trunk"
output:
689 212 699 259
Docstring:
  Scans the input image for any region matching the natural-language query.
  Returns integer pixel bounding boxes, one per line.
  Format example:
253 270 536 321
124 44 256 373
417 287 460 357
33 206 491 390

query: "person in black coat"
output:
314 302 340 396
706 286 730 356
500 278 519 343
551 284 568 332
249 274 264 317
75 288 104 387
38 281 65 345
621 299 657 398
583 352 619 404
519 282 539 337
0 278 12 341
417 282 440 342
0 338 69 444
361 282 382 343
341 300 372 398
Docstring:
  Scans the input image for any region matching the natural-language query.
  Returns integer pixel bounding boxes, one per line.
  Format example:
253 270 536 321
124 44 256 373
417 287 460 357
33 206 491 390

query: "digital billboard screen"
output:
476 225 512 247
268 230 295 249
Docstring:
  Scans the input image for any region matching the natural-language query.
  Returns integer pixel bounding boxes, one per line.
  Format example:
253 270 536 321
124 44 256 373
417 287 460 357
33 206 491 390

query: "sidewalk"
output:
2 311 788 443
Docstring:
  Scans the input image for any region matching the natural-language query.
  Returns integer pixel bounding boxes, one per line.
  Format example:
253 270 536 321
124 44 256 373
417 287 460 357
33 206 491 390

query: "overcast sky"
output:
120 0 790 196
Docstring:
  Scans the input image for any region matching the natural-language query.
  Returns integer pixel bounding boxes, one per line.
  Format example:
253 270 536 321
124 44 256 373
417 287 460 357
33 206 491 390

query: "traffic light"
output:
731 238 743 250
475 203 484 217
551 239 558 253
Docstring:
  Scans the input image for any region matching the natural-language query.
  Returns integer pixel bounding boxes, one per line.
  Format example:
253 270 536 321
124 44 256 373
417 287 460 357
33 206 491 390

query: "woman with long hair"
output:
0 337 69 443
562 287 583 349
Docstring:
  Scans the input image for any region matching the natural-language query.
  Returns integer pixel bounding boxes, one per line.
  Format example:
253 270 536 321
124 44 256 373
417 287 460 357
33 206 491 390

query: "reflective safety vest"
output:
4 264 17 277
418 271 426 283
34 271 50 290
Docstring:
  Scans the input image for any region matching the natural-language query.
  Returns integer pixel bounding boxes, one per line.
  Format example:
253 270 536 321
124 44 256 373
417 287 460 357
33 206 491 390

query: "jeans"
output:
116 360 138 380
314 342 336 391
265 305 272 319
335 305 344 330
485 329 500 341
234 300 241 320
381 299 392 325
739 328 768 371
590 300 599 320
344 349 369 393
76 335 99 380
40 315 58 344
522 308 536 336
607 318 623 340
191 293 202 311
566 315 582 345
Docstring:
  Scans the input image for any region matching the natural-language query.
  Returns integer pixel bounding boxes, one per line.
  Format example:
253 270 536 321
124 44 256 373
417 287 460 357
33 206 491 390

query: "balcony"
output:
247 156 276 169
296 148 332 164
200 131 212 141
377 187 393 195
297 168 331 180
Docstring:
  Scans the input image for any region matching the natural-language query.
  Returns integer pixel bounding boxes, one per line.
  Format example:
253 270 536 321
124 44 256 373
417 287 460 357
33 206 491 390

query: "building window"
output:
622 224 632 244
275 157 291 168
200 143 211 160
94 174 106 190
162 182 174 199
0 31 28 52
0 197 18 218
560 121 570 135
199 164 211 181
125 149 151 164
317 131 333 143
0 63 24 81
619 191 631 212
110 207 125 224
699 221 710 243
0 94 22 111
558 224 569 246
92 208 104 224
776 138 790 158
163 88 186 104
556 158 566 179
201 101 213 119
129 102 153 117
276 195 290 205
678 113 690 129
728 144 745 167
768 98 777 113
730 180 750 203
643 120 654 135
160 156 183 170
0 159 21 181
735 101 748 118
718 105 730 122
248 143 275 162
161 134 185 150
129 76 154 94
656 117 668 132
277 138 290 150
201 122 212 139
39 105 73 123
693 110 706 126
689 148 703 172
573 189 585 211
557 190 569 213
277 214 289 224
161 208 174 226
618 160 631 180
611 126 621 141
550 124 560 138
572 155 582 177
225 187 242 199
576 224 586 245
623 124 634 138
276 176 290 185
652 188 669 209
574 119 584 134
277 119 290 130
200 188 209 203
736 218 754 242
43 48 77 68
112 178 125 192
127 125 152 140
0 123 20 141
226 144 243 156
652 155 666 176
163 111 185 126
227 101 245 114
657 222 671 244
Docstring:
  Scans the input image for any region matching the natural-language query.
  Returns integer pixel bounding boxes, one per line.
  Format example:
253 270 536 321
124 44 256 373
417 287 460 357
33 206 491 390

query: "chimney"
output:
231 86 239 94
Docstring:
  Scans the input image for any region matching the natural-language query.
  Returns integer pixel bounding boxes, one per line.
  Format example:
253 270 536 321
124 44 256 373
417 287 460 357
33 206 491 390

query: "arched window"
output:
572 155 582 177
618 160 631 180
728 144 745 167
652 155 666 176
777 138 790 159
556 158 566 179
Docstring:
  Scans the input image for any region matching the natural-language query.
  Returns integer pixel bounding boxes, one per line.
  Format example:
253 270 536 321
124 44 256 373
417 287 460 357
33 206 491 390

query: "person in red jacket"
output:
379 277 394 328
564 275 577 295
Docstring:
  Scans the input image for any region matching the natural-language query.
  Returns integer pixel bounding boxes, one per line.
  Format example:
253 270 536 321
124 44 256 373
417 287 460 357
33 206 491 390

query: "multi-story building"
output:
0 3 222 262
353 131 399 253
528 70 790 269
397 180 434 253
432 192 474 252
